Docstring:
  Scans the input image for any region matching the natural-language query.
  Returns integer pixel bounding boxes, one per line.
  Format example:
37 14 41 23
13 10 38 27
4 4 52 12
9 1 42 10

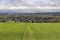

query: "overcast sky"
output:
0 0 60 12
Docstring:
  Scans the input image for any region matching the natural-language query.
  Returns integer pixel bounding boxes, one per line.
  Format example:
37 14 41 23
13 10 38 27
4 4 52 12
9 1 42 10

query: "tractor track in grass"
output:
26 23 31 40
30 23 48 33
29 23 41 33
21 23 32 40
21 23 26 40
21 32 25 40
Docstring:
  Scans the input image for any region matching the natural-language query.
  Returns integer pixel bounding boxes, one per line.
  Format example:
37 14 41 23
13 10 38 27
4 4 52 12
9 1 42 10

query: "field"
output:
0 23 60 40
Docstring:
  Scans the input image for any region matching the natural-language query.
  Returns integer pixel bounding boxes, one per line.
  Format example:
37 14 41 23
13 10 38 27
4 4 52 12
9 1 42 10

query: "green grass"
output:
0 23 60 40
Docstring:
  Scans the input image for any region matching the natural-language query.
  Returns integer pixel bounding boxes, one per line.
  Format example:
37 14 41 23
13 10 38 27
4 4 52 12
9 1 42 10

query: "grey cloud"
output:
0 0 60 6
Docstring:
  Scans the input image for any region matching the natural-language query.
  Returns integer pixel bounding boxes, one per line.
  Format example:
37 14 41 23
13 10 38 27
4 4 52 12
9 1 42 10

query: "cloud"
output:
0 0 60 6
0 4 60 10
0 0 60 12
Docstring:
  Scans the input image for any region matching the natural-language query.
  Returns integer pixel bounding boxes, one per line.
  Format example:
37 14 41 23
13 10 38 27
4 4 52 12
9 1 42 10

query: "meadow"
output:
0 23 60 40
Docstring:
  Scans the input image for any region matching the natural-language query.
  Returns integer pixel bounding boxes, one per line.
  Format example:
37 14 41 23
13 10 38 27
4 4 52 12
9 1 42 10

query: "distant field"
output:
0 23 60 40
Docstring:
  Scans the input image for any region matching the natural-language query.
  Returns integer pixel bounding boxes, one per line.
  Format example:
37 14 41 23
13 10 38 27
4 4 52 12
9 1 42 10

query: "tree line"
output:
0 14 60 23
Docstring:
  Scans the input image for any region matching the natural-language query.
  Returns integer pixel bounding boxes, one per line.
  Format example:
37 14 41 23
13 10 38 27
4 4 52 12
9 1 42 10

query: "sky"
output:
0 0 60 13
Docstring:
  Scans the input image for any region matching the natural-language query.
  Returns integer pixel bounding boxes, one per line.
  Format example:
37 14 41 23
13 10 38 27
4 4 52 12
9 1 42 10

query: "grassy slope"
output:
0 23 60 40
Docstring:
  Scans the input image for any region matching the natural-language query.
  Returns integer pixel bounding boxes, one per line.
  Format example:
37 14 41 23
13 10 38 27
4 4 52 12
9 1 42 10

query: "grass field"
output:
0 23 60 40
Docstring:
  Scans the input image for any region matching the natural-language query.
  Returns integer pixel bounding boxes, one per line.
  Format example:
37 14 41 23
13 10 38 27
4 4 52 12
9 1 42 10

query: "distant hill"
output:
0 9 60 13
0 9 60 16
0 11 60 16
